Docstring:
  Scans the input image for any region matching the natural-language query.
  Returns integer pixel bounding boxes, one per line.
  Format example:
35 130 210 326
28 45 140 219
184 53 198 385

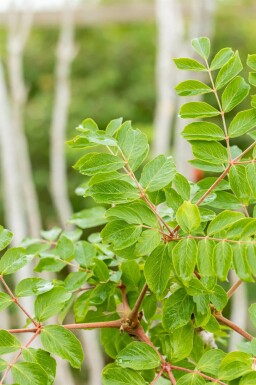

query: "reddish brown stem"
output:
8 328 38 334
170 365 227 385
129 283 148 322
227 279 243 298
215 313 253 341
63 320 122 330
0 275 38 327
151 369 164 385
119 283 131 314
166 366 177 385
135 326 165 364
233 140 256 161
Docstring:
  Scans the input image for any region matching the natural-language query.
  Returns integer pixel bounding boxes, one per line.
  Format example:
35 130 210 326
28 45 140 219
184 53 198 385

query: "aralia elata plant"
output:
1 37 256 385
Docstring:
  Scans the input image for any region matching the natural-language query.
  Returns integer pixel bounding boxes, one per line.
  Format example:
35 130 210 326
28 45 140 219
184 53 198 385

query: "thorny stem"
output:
169 365 227 385
227 279 243 298
215 313 253 341
0 275 38 327
129 283 148 323
0 328 41 384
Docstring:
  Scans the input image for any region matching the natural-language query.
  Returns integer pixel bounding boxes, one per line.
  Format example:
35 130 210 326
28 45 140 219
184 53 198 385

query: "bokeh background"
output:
0 0 256 384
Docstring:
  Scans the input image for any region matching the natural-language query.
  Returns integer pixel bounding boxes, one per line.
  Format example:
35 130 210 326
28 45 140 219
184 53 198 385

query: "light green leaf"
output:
246 163 256 199
182 122 225 141
41 325 84 368
135 230 161 257
69 207 107 229
55 234 74 260
40 227 62 242
0 248 33 275
176 373 205 385
207 210 244 235
210 47 234 70
75 240 97 268
249 303 256 328
15 278 54 297
213 242 232 281
228 108 256 138
197 239 215 276
192 37 210 59
173 173 190 200
116 342 160 370
247 54 256 71
197 349 226 376
189 159 225 173
215 51 243 90
0 292 12 311
165 188 183 212
172 239 197 285
106 117 123 136
176 201 201 233
11 362 48 385
179 102 220 119
121 260 141 289
139 154 176 192
168 322 194 362
68 130 117 148
173 58 206 71
233 244 253 282
191 141 228 164
240 372 256 385
74 153 125 175
218 351 253 380
163 288 194 330
249 72 256 87
93 259 109 282
22 348 56 385
101 220 142 250
76 117 98 133
117 125 149 171
0 330 21 355
209 285 228 311
35 287 71 322
197 177 230 192
144 244 172 297
207 191 242 210
0 357 7 371
88 180 140 204
229 165 251 204
0 226 13 251
221 76 250 112
175 80 212 96
102 366 146 385
64 272 88 291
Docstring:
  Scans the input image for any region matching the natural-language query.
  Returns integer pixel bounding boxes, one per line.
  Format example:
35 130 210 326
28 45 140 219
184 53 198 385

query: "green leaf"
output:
55 234 74 260
197 239 215 276
179 102 220 119
88 180 140 204
0 330 21 355
192 37 210 59
75 240 97 268
207 210 244 235
181 122 225 141
34 257 66 273
68 130 117 148
101 220 142 250
191 141 228 165
228 108 256 138
213 242 232 281
105 117 123 136
117 125 149 171
116 342 160 370
209 285 228 311
76 117 98 133
41 325 83 368
22 348 56 385
102 366 146 385
40 227 62 242
215 51 243 90
144 244 172 297
233 244 253 282
207 191 242 210
197 349 226 376
197 177 230 192
240 372 256 385
35 287 71 322
218 351 253 380
229 165 252 204
0 357 7 371
64 271 88 291
121 260 141 289
173 173 190 200
135 229 161 256
0 247 33 275
139 155 176 192
69 207 107 229
221 76 250 112
15 278 54 297
246 163 256 199
11 362 48 385
74 153 125 175
172 239 197 285
249 72 256 87
175 80 212 96
176 373 205 385
165 188 183 212
210 47 234 70
168 322 194 362
176 201 201 233
249 303 256 328
247 54 256 71
0 226 13 251
0 292 12 311
93 259 109 282
173 58 206 71
163 288 194 330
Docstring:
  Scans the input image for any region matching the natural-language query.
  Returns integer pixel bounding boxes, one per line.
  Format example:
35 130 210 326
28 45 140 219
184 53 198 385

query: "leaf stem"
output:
0 275 38 327
165 366 177 385
215 313 253 341
227 279 243 298
150 370 164 385
169 364 227 385
129 283 148 323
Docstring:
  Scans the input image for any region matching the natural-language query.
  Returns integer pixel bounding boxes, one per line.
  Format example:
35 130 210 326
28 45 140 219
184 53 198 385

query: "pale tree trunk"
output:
50 0 75 229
